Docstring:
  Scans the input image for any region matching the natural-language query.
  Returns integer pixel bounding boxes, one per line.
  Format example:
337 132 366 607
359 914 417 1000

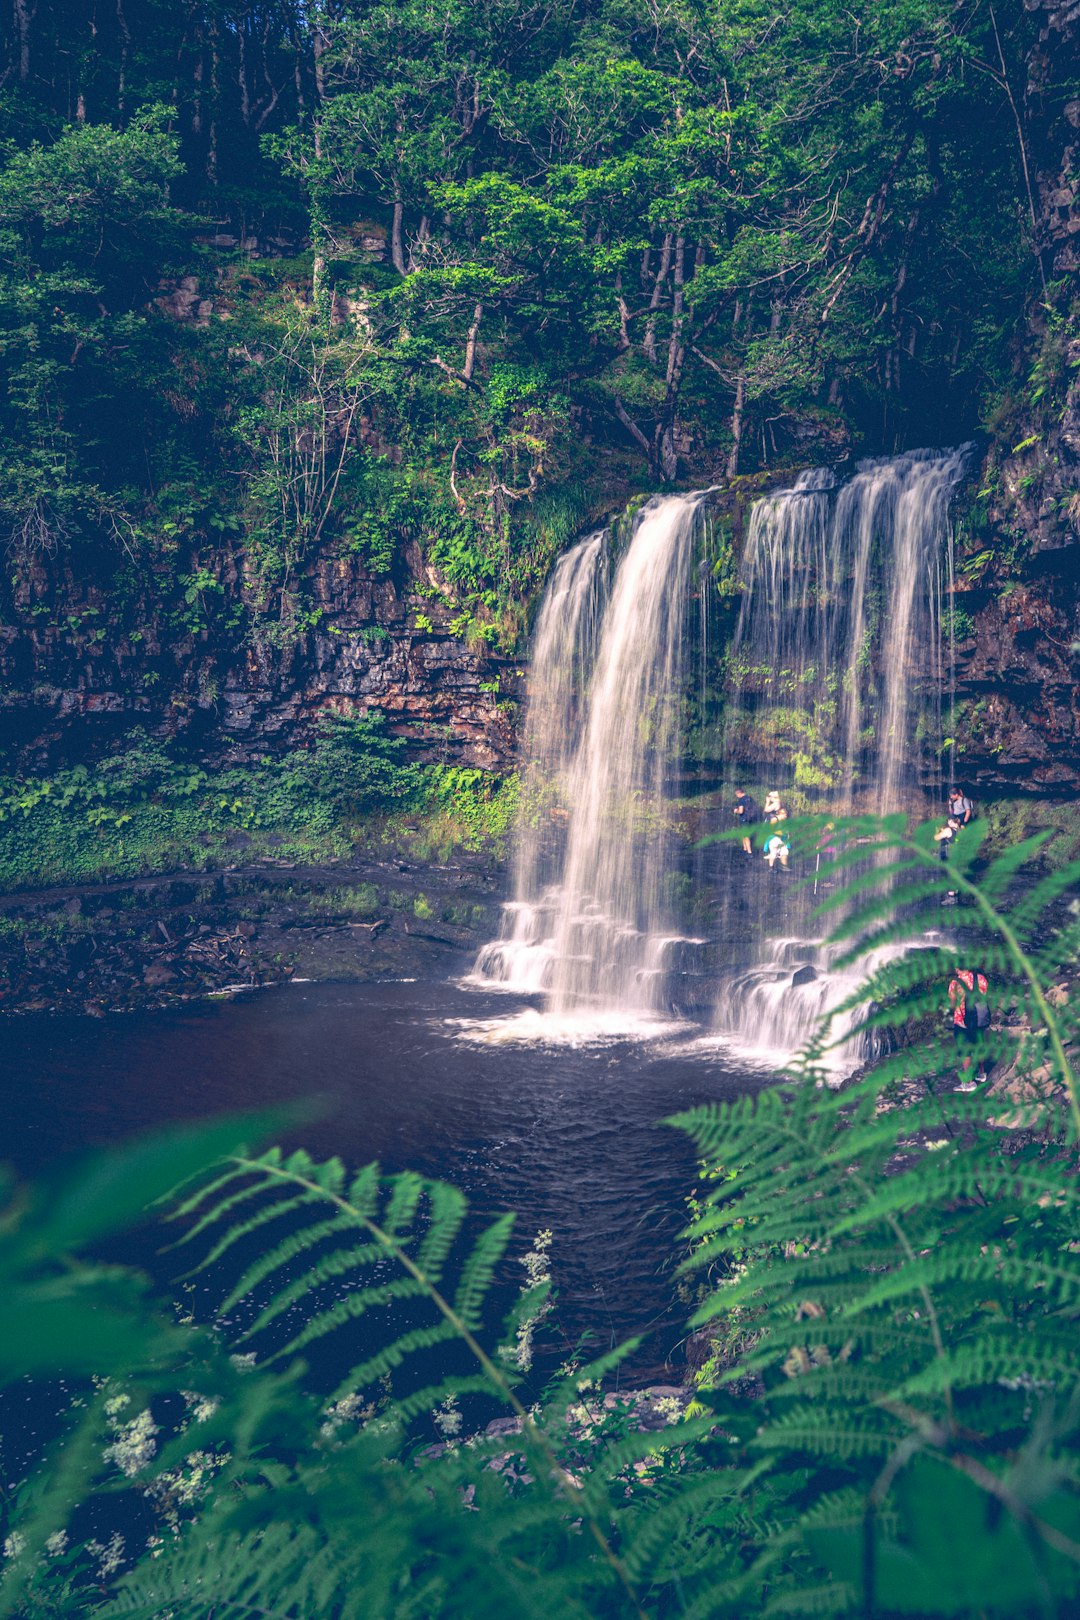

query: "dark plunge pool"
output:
2 965 774 1376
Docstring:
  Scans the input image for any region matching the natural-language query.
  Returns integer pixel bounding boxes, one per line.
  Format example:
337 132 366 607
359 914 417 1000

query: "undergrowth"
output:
0 720 519 889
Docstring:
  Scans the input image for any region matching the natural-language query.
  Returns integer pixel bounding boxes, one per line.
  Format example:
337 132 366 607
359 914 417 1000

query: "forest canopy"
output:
0 0 1043 587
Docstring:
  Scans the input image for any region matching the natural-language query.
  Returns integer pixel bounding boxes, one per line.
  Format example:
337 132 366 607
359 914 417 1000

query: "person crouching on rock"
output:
935 816 962 901
733 787 761 855
763 789 787 822
934 816 961 857
765 829 790 869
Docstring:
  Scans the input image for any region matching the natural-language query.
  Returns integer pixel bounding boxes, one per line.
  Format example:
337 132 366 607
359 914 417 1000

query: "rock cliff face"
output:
943 0 1080 798
0 538 522 772
2 450 1077 803
948 564 1080 795
1028 0 1080 280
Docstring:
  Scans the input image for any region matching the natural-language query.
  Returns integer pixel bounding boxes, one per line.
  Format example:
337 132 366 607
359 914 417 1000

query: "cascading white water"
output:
471 494 705 1027
710 938 867 1078
547 495 699 1014
726 446 973 816
472 533 606 994
471 448 970 1066
713 445 975 1072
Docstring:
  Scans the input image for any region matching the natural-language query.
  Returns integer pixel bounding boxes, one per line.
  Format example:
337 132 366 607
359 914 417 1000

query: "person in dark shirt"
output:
733 788 761 855
934 816 961 859
934 816 962 902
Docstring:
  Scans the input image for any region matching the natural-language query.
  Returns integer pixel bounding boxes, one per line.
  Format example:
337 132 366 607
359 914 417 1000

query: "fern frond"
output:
181 1188 319 1277
416 1180 468 1280
163 1170 274 1251
165 1161 255 1223
268 1274 432 1362
452 1213 515 1331
382 1169 425 1239
346 1160 380 1214
218 1212 358 1315
240 1241 391 1340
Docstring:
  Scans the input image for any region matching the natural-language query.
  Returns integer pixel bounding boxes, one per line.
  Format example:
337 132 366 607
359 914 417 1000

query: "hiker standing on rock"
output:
949 965 990 1091
949 787 974 825
733 788 761 856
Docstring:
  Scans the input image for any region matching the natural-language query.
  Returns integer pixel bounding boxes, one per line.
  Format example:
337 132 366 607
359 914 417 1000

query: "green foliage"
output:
292 712 420 821
0 1110 291 1618
705 514 740 601
0 0 1052 792
421 766 520 857
672 813 1080 1612
984 798 1080 876
0 721 522 888
944 604 975 643
0 108 186 556
1 1137 723 1620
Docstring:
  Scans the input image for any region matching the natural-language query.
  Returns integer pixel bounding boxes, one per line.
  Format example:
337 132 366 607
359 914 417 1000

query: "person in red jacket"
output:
949 966 989 1090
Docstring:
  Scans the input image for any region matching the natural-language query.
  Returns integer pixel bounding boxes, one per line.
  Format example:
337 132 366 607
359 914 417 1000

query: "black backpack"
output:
965 988 991 1031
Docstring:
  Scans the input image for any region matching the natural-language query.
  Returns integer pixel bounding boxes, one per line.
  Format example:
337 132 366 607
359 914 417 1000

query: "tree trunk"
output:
391 199 407 276
665 235 684 388
616 274 630 350
238 18 251 126
614 397 653 467
312 221 328 324
408 214 430 272
313 9 327 105
727 375 745 479
293 32 306 120
658 425 678 482
115 0 131 117
207 17 220 183
462 303 482 381
643 232 673 362
14 0 34 82
310 68 328 320
658 236 686 481
192 42 203 135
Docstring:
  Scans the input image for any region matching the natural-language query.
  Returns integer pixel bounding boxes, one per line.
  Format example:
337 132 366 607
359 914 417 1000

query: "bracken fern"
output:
676 815 1080 1614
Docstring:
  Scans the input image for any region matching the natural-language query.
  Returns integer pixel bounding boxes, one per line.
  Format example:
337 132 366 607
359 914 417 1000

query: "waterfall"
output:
470 447 971 1067
725 446 973 816
713 445 974 1072
472 532 607 995
472 493 705 1026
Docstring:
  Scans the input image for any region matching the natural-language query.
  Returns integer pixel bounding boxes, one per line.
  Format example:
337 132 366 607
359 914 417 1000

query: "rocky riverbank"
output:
0 853 504 1018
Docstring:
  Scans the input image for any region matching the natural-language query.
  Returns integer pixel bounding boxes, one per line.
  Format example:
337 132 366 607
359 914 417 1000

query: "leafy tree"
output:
0 109 185 554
